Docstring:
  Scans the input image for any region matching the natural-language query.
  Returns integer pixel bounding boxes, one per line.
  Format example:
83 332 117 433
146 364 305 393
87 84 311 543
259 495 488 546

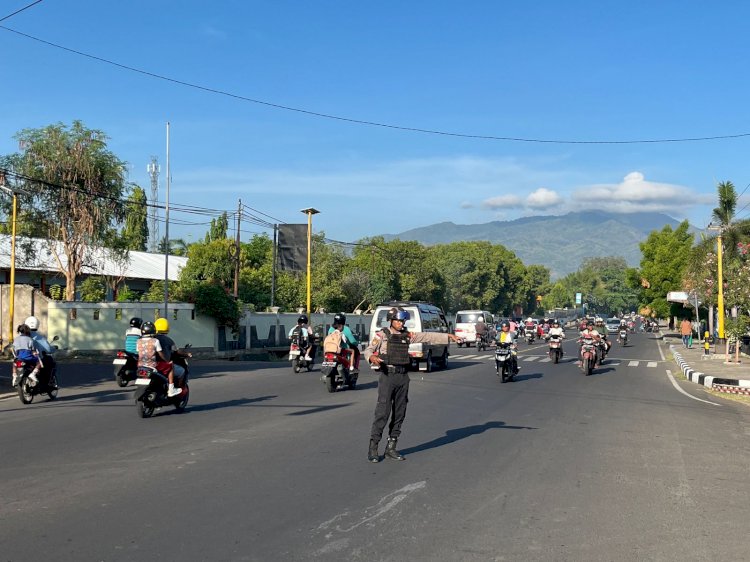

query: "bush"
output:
116 284 139 302
48 285 64 301
79 276 106 302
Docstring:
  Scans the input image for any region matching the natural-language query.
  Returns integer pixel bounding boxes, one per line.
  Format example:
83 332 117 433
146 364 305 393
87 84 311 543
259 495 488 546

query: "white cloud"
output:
482 194 523 209
526 187 563 209
460 201 474 209
572 172 711 213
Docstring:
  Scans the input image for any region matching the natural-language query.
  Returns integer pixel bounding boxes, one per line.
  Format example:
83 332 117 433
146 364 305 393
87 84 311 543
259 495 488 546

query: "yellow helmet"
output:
154 317 170 334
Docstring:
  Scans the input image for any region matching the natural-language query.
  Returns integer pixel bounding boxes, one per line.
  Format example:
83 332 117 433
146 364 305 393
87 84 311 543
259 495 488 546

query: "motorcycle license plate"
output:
113 358 127 365
321 361 337 368
496 352 509 360
289 350 301 357
134 378 151 386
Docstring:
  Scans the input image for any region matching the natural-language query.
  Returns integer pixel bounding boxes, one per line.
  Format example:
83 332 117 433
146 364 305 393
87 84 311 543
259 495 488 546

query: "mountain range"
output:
383 211 691 278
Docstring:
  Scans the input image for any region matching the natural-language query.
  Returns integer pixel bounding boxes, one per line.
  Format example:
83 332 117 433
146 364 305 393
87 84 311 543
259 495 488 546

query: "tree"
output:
157 237 190 256
121 186 149 251
79 276 106 302
637 221 693 318
205 212 229 243
2 121 128 300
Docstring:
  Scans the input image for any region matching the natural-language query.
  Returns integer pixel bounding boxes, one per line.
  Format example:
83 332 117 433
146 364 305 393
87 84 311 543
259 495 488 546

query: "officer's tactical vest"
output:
383 329 411 367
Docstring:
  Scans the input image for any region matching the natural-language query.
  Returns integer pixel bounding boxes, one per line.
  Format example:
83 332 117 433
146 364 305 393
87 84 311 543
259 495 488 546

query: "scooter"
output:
113 350 138 387
618 329 628 346
320 349 357 392
134 349 190 418
495 342 516 383
14 339 60 404
579 337 596 376
548 334 563 363
289 335 314 373
525 330 535 344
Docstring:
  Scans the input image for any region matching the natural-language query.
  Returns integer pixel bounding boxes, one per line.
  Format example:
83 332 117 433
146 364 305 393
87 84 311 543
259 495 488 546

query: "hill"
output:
383 211 691 278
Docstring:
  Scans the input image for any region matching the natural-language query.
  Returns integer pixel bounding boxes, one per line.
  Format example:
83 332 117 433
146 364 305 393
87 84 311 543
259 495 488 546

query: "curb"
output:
669 345 750 395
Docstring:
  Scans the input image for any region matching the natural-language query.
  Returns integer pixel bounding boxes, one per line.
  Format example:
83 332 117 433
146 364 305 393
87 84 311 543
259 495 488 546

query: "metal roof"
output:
0 235 187 281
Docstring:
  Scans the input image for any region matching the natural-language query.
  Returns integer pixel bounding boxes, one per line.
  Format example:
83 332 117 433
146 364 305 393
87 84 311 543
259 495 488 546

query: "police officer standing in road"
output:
365 306 462 463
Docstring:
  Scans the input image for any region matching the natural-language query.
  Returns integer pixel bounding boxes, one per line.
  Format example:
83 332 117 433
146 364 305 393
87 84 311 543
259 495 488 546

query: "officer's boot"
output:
368 439 380 463
385 438 405 461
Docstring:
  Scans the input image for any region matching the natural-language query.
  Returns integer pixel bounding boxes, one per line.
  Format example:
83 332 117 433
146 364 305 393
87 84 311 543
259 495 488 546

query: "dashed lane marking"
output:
628 360 640 367
522 356 539 362
647 361 658 368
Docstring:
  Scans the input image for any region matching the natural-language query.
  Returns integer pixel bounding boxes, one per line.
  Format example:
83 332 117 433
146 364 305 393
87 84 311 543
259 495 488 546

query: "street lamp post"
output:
300 208 320 314
708 223 725 343
0 178 23 345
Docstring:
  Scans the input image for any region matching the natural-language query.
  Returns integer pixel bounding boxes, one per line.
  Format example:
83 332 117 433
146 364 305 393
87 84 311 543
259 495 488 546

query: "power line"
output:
2 24 750 145
0 0 44 23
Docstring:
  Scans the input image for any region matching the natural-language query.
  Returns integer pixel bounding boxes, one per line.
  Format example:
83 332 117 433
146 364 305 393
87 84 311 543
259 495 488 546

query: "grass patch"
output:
704 388 750 406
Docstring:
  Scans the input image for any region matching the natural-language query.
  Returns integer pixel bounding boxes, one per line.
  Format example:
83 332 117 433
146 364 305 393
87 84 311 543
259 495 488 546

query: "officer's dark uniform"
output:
365 319 453 462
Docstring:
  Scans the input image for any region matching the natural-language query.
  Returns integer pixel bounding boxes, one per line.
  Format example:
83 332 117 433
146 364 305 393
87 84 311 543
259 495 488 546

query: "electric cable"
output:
0 0 44 23
1 24 749 145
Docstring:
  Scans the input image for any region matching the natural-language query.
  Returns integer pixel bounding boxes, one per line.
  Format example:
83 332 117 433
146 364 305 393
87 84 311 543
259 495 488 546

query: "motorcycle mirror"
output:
52 335 60 341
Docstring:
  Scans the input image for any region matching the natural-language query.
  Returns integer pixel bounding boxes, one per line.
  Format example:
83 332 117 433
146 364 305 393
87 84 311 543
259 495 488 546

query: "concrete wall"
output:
47 302 216 353
242 312 373 349
0 285 50 347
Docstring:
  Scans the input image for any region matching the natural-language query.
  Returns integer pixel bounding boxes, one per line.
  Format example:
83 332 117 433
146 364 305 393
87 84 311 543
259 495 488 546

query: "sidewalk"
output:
668 336 750 396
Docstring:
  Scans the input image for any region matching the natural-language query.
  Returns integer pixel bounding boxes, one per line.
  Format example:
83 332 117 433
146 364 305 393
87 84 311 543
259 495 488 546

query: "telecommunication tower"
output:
147 156 160 252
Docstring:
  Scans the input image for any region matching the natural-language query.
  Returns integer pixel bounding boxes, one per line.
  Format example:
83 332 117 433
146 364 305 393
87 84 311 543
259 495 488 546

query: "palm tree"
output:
704 180 750 260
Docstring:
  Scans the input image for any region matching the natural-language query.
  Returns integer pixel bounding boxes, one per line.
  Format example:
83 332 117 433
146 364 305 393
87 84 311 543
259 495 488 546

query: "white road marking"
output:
608 362 620 366
647 361 658 368
522 356 539 362
628 360 640 367
539 357 551 362
462 354 477 359
666 369 720 406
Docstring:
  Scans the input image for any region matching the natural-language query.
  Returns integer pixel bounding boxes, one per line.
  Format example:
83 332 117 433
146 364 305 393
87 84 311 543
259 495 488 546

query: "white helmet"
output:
25 315 39 331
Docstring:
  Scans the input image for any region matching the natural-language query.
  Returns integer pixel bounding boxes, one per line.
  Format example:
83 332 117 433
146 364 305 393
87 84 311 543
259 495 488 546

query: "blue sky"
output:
2 1 750 244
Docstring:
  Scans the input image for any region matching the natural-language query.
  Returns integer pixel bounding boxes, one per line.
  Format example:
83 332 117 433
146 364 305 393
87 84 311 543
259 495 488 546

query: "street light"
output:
707 222 725 342
300 208 320 314
0 175 25 346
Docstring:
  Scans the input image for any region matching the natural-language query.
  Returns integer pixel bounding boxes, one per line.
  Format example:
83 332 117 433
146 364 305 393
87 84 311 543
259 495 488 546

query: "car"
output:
605 318 622 334
454 310 495 347
369 301 451 372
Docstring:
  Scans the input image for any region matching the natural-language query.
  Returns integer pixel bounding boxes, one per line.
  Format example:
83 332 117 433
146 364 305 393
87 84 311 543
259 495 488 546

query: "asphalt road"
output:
1 333 749 561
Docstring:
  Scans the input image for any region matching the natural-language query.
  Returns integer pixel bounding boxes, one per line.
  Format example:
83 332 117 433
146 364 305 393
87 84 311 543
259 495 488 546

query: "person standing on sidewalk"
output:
364 306 461 463
680 318 692 348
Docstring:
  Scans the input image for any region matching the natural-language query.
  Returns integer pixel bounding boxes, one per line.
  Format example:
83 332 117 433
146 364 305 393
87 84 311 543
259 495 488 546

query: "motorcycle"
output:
113 350 138 387
476 332 488 352
618 329 628 346
320 349 357 392
548 334 563 363
525 329 535 344
289 333 314 373
495 342 516 383
14 338 60 404
134 348 191 418
579 337 596 376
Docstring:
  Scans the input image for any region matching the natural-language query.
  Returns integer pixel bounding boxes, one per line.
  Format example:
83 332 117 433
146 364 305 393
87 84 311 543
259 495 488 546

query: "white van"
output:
454 310 495 347
369 302 451 372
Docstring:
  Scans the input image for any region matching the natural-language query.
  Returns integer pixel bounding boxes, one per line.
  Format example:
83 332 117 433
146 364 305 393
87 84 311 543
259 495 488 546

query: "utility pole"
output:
233 199 241 299
163 123 171 317
271 224 277 307
147 156 160 252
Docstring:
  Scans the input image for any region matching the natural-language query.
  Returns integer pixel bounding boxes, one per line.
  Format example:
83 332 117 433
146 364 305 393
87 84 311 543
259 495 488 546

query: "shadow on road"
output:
286 403 353 416
513 372 543 382
591 367 616 376
400 420 537 456
354 381 378 390
186 395 278 413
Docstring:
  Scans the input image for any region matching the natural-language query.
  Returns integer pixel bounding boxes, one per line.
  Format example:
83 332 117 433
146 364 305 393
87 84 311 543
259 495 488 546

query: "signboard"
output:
575 292 582 305
667 291 689 303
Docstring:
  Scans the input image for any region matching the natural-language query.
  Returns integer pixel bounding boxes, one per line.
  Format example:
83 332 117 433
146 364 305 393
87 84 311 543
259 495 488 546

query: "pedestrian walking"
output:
364 306 461 463
680 318 692 348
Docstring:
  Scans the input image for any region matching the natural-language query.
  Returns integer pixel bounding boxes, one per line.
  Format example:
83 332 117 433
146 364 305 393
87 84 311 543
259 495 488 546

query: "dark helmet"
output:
552 319 560 326
386 307 410 322
129 317 143 329
297 314 308 324
140 321 156 336
586 321 594 328
333 313 346 326
501 321 510 329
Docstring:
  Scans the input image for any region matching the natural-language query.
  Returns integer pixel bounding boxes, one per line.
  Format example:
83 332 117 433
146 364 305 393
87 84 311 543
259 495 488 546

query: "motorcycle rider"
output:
12 324 41 386
595 317 612 357
288 314 313 361
475 315 488 348
136 321 179 397
548 319 565 356
154 317 188 397
579 320 603 366
327 313 359 372
496 321 520 375
125 317 142 355
24 316 56 386
365 306 462 463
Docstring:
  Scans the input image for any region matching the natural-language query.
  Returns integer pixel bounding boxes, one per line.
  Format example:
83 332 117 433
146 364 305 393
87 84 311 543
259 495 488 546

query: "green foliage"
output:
121 186 149 251
206 212 229 243
140 280 178 303
48 284 64 301
637 221 693 318
116 284 139 302
157 237 190 256
3 121 128 300
724 315 749 340
178 239 235 292
79 276 106 302
190 282 241 330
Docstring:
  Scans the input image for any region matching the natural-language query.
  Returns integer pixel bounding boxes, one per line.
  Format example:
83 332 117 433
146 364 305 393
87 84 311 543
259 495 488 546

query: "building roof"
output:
0 235 187 281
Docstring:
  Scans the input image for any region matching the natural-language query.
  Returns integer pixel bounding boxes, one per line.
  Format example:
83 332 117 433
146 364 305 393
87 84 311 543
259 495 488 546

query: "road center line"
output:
666 369 720 406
